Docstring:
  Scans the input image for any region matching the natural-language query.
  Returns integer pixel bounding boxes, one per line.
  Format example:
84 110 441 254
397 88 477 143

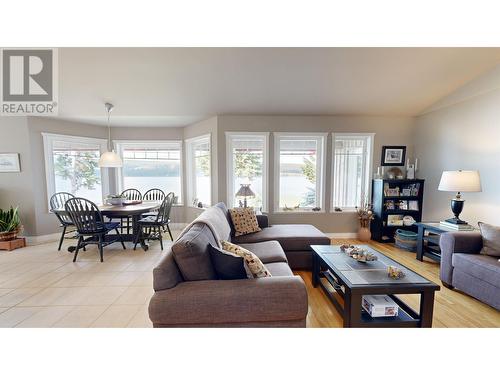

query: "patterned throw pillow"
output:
229 207 261 237
221 240 272 278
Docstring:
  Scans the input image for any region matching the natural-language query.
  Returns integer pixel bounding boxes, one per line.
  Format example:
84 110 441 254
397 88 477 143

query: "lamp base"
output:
445 217 468 225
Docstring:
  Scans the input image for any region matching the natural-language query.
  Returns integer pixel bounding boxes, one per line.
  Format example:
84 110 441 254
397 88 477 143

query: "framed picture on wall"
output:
0 153 21 172
381 146 406 166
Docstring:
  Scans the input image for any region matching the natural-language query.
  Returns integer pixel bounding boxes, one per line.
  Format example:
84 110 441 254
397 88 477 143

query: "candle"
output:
415 158 418 171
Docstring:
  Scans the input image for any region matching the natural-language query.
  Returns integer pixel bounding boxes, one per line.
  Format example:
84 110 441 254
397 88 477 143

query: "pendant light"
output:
98 102 123 168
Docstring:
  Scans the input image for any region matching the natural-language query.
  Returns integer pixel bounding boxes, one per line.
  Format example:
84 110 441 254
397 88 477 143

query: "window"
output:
115 141 183 203
43 133 109 205
332 133 374 209
274 133 326 212
185 134 211 207
226 132 268 211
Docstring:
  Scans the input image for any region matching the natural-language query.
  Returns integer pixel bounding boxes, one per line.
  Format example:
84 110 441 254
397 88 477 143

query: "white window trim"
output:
185 134 212 208
42 132 110 211
273 132 327 213
331 132 375 211
113 140 184 205
225 132 269 212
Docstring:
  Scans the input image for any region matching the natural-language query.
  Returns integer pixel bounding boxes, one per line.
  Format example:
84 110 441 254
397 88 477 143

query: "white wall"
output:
415 65 500 226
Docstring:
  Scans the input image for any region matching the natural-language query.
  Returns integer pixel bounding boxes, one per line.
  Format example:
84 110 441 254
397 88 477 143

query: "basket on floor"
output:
394 229 418 252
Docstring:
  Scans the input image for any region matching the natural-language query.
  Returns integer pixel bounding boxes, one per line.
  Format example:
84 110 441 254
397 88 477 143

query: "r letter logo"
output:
1 48 58 116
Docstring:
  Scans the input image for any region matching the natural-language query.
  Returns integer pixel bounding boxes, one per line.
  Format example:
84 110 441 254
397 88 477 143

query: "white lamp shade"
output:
98 151 123 168
438 170 481 192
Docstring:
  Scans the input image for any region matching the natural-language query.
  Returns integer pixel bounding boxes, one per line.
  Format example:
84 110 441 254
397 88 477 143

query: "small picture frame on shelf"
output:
408 200 419 211
385 200 395 210
398 200 408 210
387 214 404 226
381 146 406 166
385 187 400 197
401 188 411 196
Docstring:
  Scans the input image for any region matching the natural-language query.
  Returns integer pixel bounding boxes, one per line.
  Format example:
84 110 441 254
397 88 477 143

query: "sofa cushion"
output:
237 241 287 264
229 207 261 237
265 262 294 277
232 224 330 251
478 222 500 256
452 253 500 288
221 240 272 278
171 223 217 281
208 244 247 280
152 248 184 292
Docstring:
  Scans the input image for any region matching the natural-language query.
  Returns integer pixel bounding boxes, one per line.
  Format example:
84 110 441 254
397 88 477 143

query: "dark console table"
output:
415 222 478 262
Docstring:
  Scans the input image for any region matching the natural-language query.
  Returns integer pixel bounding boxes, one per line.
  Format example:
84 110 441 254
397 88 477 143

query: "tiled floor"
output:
0 233 176 328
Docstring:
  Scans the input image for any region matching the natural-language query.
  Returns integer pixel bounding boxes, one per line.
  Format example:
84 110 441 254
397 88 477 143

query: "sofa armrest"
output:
256 214 269 228
148 276 307 327
439 231 483 285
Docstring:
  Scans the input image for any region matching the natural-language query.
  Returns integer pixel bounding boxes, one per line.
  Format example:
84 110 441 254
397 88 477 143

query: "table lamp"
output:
235 184 255 208
438 170 481 225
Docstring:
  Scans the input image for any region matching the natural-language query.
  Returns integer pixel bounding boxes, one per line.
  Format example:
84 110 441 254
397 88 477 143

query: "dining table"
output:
52 201 162 251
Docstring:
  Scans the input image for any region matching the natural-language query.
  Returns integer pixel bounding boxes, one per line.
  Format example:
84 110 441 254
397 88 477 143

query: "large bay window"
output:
274 133 326 212
115 141 183 203
185 134 211 207
226 132 268 211
332 133 374 209
43 133 109 205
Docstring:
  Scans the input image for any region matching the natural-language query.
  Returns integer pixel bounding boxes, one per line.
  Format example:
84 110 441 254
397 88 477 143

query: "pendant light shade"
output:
99 151 123 167
98 102 123 168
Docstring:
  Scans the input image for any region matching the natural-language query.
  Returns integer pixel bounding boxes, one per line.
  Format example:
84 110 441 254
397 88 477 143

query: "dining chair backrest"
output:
156 192 175 224
50 192 75 225
143 188 165 202
121 188 142 201
65 197 105 234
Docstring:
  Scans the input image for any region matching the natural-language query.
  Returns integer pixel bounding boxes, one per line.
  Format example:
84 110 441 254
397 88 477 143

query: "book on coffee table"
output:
439 221 474 231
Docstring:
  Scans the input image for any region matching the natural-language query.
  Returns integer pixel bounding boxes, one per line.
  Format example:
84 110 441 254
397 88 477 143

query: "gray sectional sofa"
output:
439 231 500 310
148 202 330 327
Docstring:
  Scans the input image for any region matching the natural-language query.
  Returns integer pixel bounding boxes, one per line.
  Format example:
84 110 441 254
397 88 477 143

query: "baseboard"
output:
325 232 357 239
25 232 61 245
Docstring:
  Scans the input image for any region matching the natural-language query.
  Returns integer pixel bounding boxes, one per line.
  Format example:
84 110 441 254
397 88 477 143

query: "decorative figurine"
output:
388 266 405 279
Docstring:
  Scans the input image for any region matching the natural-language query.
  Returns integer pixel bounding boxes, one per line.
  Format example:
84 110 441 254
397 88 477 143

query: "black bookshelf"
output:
371 179 425 243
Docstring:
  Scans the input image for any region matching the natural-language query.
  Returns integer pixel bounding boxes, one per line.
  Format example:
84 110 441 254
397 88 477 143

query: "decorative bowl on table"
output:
340 243 378 262
106 195 126 205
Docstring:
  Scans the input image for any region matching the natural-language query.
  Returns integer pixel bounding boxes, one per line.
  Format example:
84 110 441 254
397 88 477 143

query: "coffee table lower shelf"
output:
317 272 423 328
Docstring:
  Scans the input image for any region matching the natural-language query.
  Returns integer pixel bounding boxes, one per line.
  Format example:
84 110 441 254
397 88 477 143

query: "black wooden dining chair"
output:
121 188 142 201
133 192 175 250
49 192 76 251
117 188 143 233
65 197 126 262
142 188 166 217
143 188 165 202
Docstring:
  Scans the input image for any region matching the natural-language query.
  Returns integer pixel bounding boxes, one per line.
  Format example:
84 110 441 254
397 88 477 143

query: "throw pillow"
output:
208 244 248 280
220 240 272 278
478 222 500 257
228 207 261 237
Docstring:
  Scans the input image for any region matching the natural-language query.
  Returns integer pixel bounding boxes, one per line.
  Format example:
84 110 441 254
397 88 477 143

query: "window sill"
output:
273 210 326 214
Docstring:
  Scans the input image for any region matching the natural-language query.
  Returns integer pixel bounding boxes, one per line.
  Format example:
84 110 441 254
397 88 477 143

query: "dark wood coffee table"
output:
311 245 440 328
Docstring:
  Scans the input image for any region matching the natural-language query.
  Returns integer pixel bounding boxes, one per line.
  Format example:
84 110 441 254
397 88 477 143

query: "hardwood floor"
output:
299 238 500 328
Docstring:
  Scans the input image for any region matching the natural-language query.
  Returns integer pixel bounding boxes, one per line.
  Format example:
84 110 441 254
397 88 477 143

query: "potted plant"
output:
355 199 374 241
0 206 22 241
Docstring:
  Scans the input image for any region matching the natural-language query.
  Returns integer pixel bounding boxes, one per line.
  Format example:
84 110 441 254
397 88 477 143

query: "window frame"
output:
113 140 184 205
225 131 269 212
331 132 375 211
273 132 327 213
42 132 110 210
185 134 212 208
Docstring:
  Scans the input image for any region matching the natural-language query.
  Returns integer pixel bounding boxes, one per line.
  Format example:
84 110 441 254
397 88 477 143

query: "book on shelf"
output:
439 221 475 231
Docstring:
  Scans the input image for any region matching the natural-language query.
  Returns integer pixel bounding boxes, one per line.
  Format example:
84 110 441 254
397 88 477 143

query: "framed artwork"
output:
381 146 406 166
0 153 21 172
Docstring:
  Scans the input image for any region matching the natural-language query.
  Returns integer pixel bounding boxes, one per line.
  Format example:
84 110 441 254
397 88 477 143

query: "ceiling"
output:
53 47 500 127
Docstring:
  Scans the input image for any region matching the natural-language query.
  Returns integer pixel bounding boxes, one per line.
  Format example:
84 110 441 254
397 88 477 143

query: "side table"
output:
415 222 477 262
